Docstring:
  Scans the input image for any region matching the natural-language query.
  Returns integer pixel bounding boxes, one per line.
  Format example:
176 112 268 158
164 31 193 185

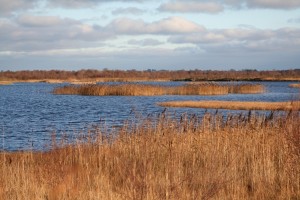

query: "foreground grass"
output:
158 100 300 111
53 83 265 96
0 111 300 199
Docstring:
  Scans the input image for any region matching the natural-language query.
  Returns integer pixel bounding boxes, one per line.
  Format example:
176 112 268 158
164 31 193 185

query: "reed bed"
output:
0 81 13 85
289 83 300 88
0 111 299 199
158 100 300 111
228 84 265 94
53 83 265 96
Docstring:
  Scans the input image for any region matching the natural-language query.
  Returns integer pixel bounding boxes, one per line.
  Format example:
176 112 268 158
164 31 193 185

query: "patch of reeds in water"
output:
0 81 13 85
159 100 300 111
53 83 265 96
0 111 299 199
289 83 300 88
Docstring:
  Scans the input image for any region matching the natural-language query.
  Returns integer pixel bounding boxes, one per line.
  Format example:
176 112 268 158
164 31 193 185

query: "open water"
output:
0 81 299 151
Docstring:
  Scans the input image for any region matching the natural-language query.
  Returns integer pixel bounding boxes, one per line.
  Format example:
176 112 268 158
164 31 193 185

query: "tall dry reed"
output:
53 83 264 96
0 111 299 199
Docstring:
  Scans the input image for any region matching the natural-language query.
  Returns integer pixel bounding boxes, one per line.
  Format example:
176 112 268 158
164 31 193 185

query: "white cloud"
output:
0 16 204 53
168 27 300 53
111 7 145 15
0 0 299 70
158 0 300 13
16 14 75 27
159 1 224 13
128 38 163 46
246 0 300 9
0 16 113 52
2 13 300 57
109 16 204 34
0 0 147 14
288 17 300 23
0 0 38 15
48 0 144 8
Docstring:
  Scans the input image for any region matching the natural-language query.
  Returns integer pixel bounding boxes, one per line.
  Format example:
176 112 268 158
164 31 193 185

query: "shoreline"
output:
1 78 299 85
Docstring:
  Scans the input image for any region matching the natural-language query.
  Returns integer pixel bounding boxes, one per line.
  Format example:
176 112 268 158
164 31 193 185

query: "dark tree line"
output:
0 69 299 81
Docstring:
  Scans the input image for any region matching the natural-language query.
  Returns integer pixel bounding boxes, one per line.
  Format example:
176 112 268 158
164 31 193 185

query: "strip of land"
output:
158 100 300 110
1 69 300 83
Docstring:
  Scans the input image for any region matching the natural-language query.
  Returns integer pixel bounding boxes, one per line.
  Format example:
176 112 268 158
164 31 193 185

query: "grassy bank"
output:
158 100 300 111
53 83 265 96
0 111 299 199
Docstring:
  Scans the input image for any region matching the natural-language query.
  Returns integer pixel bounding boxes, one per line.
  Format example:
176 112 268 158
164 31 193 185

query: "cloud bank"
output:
159 0 300 13
0 0 299 70
158 2 224 13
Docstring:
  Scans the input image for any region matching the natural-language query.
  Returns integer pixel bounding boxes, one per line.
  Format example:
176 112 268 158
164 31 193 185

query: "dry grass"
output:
0 111 299 199
53 83 265 96
289 83 300 88
227 84 265 94
0 81 13 85
158 100 300 111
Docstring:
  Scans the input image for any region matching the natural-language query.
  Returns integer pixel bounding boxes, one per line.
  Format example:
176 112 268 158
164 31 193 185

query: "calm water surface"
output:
0 81 299 151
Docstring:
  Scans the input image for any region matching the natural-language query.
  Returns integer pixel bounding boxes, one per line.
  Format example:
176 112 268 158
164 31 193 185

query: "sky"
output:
0 0 300 71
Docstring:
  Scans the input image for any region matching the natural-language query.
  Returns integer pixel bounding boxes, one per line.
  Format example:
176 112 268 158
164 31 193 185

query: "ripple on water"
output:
0 81 298 151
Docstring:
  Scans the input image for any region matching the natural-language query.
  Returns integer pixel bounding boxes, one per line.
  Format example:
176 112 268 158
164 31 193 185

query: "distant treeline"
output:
0 69 299 81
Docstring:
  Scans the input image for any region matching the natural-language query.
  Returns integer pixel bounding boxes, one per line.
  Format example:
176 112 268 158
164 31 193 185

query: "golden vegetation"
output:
53 83 265 96
1 69 299 82
0 81 13 85
159 100 300 111
289 83 300 88
1 111 299 199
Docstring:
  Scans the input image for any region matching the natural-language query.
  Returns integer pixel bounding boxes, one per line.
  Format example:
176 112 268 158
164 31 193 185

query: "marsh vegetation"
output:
0 81 13 85
1 111 299 199
289 83 300 88
159 100 300 111
1 79 299 199
53 83 265 96
1 69 299 83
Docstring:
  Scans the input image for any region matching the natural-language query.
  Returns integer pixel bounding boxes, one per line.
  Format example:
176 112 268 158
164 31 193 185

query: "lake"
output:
0 81 299 151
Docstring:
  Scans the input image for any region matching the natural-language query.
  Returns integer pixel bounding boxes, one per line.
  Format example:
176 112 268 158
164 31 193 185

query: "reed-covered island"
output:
0 111 299 199
53 83 265 96
289 83 300 88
